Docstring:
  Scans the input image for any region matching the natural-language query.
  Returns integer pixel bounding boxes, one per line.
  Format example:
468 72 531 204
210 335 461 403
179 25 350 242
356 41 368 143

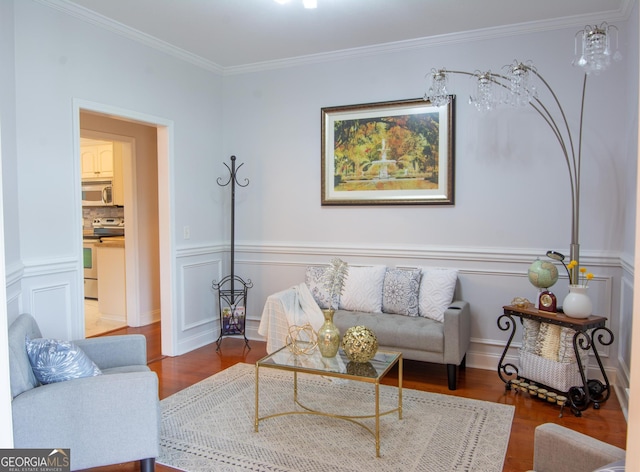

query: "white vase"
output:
562 285 592 318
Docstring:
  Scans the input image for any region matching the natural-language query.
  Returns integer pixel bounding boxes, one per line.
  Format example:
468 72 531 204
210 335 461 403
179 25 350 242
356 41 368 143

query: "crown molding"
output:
35 0 224 74
37 0 634 77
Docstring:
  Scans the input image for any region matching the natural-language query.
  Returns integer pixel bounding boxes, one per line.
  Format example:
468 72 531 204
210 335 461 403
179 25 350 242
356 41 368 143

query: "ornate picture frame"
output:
321 97 455 205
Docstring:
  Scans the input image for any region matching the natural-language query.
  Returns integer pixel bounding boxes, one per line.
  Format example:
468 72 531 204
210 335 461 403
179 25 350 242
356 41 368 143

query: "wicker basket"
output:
519 349 587 393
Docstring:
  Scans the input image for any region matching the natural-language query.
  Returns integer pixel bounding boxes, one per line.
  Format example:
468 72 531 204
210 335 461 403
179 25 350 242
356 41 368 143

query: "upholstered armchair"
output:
8 313 160 471
532 423 625 472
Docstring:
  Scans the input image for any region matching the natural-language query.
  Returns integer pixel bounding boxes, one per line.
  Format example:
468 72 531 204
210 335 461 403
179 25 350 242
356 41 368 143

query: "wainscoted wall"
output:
229 242 624 393
174 245 225 355
5 238 629 413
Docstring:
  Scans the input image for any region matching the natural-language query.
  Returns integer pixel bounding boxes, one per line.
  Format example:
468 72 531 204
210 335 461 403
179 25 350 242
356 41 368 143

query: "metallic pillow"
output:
25 336 102 385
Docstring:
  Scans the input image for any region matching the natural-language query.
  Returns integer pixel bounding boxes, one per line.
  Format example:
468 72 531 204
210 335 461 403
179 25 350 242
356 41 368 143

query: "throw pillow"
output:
593 460 626 471
418 268 458 322
382 268 422 316
305 265 336 309
26 336 102 385
339 265 387 313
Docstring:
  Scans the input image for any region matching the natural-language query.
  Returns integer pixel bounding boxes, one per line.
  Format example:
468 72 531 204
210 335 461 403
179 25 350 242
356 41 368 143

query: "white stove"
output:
92 217 125 237
84 217 125 299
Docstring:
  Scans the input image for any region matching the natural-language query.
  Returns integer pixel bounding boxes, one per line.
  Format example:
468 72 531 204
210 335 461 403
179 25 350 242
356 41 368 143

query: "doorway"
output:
74 99 175 356
80 133 131 337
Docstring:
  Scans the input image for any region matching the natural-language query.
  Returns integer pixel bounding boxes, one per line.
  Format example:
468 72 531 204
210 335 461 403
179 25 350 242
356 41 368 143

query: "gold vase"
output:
317 309 340 358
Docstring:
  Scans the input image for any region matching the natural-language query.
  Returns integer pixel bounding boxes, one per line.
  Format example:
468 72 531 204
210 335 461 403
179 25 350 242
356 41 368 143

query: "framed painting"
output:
321 97 455 205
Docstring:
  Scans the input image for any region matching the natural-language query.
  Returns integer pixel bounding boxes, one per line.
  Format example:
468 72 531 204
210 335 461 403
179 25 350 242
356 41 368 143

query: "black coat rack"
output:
212 155 252 350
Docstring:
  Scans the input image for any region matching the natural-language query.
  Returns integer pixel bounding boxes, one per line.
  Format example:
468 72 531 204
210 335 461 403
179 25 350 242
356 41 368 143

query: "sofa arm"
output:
74 334 147 369
442 300 471 365
12 371 160 469
532 423 625 472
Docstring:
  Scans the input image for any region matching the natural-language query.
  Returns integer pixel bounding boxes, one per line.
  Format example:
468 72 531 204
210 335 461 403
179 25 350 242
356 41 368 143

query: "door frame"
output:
73 99 177 356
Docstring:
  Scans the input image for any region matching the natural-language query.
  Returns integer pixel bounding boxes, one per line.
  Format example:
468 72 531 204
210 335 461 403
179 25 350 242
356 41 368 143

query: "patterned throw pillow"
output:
339 265 387 313
382 268 422 316
305 265 336 309
592 460 626 471
418 268 458 322
26 336 102 385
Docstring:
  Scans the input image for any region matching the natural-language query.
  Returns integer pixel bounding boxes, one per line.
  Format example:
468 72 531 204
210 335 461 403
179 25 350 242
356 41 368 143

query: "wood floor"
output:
84 322 627 472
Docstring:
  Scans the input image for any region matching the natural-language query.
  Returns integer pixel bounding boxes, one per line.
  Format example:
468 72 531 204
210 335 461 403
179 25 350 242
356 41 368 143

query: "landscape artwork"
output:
321 98 455 205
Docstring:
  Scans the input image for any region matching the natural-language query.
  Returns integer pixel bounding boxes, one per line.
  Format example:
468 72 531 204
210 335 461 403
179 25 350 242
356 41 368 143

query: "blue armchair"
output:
9 313 160 471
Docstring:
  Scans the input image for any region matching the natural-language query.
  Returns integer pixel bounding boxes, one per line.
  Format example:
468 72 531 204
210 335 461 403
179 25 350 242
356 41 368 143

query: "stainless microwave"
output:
82 180 114 206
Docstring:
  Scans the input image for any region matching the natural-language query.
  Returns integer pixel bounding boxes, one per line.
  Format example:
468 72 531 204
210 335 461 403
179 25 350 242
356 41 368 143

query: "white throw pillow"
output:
418 268 458 322
339 265 387 313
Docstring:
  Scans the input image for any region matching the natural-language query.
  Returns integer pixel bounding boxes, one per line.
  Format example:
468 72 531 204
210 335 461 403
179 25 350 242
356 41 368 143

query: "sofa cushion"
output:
382 268 422 316
419 268 458 322
339 265 386 313
305 265 336 309
334 311 444 353
26 337 102 385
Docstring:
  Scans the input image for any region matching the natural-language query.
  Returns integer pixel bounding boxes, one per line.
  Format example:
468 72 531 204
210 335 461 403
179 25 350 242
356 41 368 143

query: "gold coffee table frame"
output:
255 343 403 458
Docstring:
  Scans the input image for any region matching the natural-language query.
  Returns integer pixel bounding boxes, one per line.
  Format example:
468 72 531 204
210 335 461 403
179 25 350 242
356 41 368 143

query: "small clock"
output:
538 290 557 313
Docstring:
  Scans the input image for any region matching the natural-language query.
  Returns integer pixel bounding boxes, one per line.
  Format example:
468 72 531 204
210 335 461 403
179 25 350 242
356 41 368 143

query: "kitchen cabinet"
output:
97 240 126 322
81 143 114 180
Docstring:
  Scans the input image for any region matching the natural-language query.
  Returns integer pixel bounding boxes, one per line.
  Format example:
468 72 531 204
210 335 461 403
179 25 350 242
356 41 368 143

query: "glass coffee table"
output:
255 343 402 457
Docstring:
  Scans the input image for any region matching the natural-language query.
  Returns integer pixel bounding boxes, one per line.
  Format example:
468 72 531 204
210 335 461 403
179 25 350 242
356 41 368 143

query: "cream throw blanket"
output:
258 283 324 353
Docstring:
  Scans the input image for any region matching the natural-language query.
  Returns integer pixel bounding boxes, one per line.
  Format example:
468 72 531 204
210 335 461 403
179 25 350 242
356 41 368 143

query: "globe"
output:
528 259 559 289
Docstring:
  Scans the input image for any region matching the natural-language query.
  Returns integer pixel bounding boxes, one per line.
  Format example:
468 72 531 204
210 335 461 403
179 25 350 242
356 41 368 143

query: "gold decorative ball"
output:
341 325 378 363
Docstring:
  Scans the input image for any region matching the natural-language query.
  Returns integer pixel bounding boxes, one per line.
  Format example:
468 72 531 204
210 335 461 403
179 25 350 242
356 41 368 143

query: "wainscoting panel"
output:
175 252 223 355
19 258 81 340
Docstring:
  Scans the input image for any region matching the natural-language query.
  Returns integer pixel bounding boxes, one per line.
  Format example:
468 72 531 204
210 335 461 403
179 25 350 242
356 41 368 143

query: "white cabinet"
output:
81 143 114 180
97 243 126 322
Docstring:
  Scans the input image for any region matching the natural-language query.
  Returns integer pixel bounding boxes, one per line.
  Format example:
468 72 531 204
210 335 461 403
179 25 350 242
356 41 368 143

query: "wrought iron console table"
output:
497 304 614 416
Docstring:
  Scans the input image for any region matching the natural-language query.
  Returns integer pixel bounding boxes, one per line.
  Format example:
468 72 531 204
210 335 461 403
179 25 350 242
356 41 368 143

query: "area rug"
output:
158 363 514 472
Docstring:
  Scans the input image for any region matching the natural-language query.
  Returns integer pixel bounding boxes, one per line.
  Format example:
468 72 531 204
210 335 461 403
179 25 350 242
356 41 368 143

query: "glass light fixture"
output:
424 68 451 107
468 70 496 112
573 22 621 74
503 60 537 107
423 21 621 283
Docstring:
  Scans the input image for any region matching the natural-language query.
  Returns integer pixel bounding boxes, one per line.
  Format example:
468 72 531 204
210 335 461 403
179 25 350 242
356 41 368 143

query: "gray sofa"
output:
333 300 470 390
531 423 625 471
259 265 471 390
9 313 160 471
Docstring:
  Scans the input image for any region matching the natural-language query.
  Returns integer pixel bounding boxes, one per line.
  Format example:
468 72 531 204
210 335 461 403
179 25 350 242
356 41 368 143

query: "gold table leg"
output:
399 355 403 420
254 364 259 432
375 381 380 457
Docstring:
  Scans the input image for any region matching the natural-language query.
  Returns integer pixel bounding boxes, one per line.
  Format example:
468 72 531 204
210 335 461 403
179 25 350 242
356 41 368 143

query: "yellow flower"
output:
580 267 587 274
567 260 578 269
586 273 593 280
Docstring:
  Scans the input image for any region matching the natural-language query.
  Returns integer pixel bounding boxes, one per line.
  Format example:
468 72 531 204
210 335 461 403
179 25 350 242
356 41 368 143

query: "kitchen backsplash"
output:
83 206 125 230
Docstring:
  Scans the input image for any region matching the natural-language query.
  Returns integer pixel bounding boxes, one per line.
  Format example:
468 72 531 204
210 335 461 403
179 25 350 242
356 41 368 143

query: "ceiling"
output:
61 0 631 70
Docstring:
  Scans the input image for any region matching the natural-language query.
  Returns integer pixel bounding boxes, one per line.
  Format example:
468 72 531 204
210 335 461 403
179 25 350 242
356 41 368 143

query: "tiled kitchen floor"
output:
84 299 127 337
